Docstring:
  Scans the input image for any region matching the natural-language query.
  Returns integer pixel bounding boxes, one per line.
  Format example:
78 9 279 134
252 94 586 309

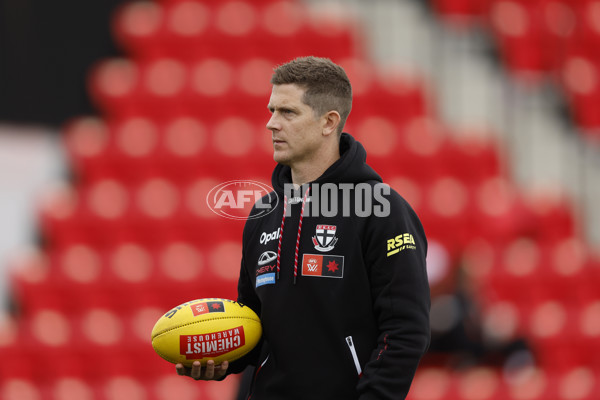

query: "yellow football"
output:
151 298 262 367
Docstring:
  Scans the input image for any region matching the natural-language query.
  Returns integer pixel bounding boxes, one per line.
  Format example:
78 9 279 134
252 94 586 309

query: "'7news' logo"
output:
206 180 279 220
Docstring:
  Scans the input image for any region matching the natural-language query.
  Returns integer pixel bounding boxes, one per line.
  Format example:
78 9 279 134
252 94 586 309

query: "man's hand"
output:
175 360 229 381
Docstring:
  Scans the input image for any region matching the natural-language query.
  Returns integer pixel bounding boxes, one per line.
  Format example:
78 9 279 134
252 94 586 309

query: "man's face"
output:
266 84 324 166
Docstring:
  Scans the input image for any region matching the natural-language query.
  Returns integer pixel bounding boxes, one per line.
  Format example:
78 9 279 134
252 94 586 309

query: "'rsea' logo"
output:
206 180 279 220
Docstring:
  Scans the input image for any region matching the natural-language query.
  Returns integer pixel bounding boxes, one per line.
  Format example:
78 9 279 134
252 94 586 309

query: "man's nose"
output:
266 114 279 131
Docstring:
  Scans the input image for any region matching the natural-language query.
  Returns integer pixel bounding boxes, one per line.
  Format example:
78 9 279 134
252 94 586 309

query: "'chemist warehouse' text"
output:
180 327 246 359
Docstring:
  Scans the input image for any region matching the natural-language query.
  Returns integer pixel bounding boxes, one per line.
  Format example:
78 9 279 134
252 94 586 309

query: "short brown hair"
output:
271 56 352 134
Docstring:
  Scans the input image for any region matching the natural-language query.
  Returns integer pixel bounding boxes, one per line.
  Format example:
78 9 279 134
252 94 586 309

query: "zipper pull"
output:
345 336 362 376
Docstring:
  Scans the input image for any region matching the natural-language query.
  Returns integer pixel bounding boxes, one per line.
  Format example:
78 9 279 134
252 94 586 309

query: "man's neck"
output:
290 150 340 186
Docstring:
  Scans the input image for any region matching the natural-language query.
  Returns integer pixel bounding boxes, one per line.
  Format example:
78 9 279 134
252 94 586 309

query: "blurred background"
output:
1 0 599 399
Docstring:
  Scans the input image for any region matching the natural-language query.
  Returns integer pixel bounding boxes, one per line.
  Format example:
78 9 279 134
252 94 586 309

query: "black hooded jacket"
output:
231 133 430 399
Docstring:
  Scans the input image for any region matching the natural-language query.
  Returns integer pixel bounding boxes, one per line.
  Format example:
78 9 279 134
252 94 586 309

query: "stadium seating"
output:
431 0 600 139
2 0 599 399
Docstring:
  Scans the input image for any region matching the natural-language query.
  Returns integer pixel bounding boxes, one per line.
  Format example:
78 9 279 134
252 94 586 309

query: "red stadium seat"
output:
55 244 111 308
559 0 600 134
419 176 473 248
51 376 96 400
212 117 257 158
19 310 73 369
352 116 400 162
84 179 133 246
0 315 38 383
184 58 272 124
214 1 258 37
37 182 89 247
488 0 548 80
521 186 578 242
556 367 599 400
525 300 579 367
467 177 534 243
109 58 189 119
89 58 190 119
505 367 550 400
537 237 597 304
188 58 235 106
200 116 273 178
458 238 498 295
202 240 243 299
101 375 151 400
86 179 130 219
0 378 43 400
117 309 170 379
407 368 453 400
151 374 203 400
560 54 600 134
577 301 600 367
64 116 171 185
480 301 526 347
455 367 504 400
106 242 157 305
111 117 162 182
114 0 360 62
160 117 208 176
485 237 544 304
363 116 449 183
79 308 124 348
152 241 215 303
538 0 576 70
442 132 506 185
202 374 242 400
39 179 134 248
112 1 165 58
304 4 364 60
427 177 471 221
386 176 424 213
181 177 222 220
88 58 141 117
236 58 274 99
570 0 600 61
8 248 64 314
63 117 111 183
136 178 181 221
261 1 307 38
167 1 211 38
342 59 429 124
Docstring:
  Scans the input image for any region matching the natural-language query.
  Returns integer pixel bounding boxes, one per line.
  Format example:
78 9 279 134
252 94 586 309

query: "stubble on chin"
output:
273 146 292 165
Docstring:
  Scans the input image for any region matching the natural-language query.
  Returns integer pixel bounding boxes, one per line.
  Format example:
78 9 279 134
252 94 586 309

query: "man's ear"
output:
322 110 341 137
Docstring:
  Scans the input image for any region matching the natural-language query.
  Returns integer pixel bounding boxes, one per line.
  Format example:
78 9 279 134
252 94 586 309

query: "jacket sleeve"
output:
357 189 430 400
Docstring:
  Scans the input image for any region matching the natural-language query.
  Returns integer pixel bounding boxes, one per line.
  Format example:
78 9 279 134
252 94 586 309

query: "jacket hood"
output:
271 133 382 194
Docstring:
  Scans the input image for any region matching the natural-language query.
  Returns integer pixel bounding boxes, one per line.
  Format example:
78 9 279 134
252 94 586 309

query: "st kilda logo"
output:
207 180 278 220
312 224 338 252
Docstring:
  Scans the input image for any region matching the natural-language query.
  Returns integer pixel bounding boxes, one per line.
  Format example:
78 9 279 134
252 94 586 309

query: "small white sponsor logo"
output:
260 228 281 245
288 196 312 205
257 251 277 266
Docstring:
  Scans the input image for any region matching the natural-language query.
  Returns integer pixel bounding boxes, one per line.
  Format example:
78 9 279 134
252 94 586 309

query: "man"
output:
177 56 430 399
